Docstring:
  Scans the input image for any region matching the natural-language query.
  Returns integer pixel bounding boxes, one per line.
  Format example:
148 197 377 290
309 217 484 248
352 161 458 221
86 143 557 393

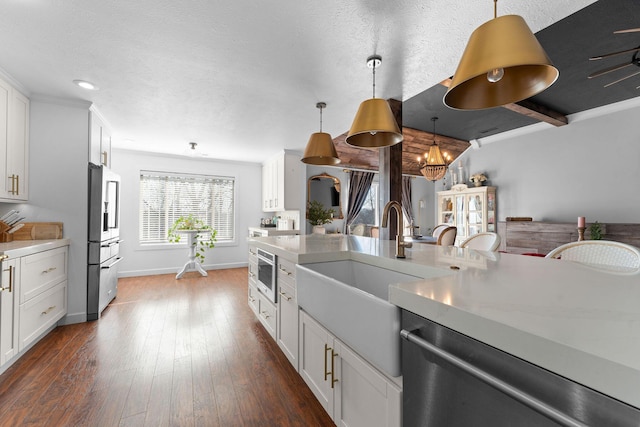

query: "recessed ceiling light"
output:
73 80 99 90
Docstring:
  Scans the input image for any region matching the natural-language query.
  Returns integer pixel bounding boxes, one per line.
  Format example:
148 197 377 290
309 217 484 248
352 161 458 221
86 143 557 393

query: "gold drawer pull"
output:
1 265 14 293
42 267 57 274
249 272 256 278
42 305 56 315
278 267 292 276
249 296 255 302
0 254 9 261
260 311 271 320
278 291 292 301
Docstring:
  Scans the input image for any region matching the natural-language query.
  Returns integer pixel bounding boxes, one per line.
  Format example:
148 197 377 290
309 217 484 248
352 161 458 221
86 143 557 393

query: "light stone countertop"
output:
249 234 640 409
0 238 71 258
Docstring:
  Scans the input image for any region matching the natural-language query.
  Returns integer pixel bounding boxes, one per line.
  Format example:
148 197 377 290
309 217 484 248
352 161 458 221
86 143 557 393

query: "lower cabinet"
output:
0 258 18 365
299 310 402 427
277 257 298 370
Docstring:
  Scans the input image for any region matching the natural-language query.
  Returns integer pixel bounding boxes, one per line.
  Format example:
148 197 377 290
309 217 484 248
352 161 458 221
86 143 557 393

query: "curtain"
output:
401 176 414 232
345 170 375 233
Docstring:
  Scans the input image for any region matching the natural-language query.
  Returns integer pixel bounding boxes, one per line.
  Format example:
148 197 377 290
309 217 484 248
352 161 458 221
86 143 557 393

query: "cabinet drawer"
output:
258 295 277 339
277 258 296 283
248 283 259 317
19 281 67 351
20 247 67 303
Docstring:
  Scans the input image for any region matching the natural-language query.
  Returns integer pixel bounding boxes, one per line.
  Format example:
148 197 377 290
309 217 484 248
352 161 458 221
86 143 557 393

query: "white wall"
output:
20 97 91 324
457 99 640 224
111 149 263 277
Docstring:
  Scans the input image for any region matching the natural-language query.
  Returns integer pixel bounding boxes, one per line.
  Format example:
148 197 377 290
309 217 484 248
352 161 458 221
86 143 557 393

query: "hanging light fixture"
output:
301 102 341 165
346 55 403 148
443 0 559 110
418 117 451 181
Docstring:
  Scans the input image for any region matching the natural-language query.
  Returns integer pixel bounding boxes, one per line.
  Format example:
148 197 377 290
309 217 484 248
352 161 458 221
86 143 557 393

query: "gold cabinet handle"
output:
330 348 339 388
41 305 56 315
0 254 8 261
1 265 13 293
260 311 270 320
42 267 57 274
324 344 331 381
249 249 256 255
249 272 256 278
15 175 19 196
278 291 291 301
278 266 292 276
102 151 108 166
248 296 255 303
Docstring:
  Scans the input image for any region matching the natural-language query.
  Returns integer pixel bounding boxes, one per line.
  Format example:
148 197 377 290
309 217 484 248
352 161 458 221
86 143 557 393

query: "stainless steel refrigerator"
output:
87 163 123 320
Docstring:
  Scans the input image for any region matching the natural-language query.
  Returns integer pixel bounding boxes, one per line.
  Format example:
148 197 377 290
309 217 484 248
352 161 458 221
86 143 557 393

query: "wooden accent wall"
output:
499 221 640 255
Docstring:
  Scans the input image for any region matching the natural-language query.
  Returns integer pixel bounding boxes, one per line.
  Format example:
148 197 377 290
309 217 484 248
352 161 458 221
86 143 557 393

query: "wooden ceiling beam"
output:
439 78 568 127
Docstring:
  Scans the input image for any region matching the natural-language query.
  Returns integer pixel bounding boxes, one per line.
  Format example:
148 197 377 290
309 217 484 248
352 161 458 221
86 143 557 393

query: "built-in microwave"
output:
257 249 277 303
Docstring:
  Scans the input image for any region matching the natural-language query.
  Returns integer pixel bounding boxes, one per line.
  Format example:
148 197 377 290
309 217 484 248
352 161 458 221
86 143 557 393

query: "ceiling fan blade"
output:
589 46 640 60
588 62 632 78
614 28 640 34
604 70 640 88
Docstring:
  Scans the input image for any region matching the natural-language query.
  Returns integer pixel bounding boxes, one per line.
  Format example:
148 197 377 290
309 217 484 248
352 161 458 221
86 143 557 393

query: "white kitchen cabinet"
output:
277 257 298 370
0 257 18 366
299 310 402 427
262 150 303 212
248 247 259 316
0 77 29 202
437 186 496 245
18 246 68 351
0 244 68 371
89 109 112 168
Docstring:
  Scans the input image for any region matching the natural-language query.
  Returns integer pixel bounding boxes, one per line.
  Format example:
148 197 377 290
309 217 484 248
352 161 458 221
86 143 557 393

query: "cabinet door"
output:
299 311 334 416
333 339 402 427
455 194 466 240
467 193 484 237
277 281 298 370
0 79 10 199
0 258 18 366
7 89 29 200
100 126 112 167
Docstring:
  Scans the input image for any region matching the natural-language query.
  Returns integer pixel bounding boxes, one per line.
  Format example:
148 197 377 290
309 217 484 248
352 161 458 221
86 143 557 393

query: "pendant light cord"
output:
372 61 377 98
493 0 498 19
319 105 323 132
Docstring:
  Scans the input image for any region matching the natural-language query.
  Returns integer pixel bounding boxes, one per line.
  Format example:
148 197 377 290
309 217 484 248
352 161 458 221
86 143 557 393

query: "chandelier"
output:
418 117 451 181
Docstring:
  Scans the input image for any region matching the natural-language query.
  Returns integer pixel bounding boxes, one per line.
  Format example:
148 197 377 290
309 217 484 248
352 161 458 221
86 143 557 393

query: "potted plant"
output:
470 173 488 187
168 214 217 263
589 221 603 240
307 200 334 234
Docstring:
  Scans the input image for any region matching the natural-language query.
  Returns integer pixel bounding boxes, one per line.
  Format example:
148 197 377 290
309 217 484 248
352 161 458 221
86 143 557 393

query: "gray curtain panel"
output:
345 171 375 233
401 176 414 229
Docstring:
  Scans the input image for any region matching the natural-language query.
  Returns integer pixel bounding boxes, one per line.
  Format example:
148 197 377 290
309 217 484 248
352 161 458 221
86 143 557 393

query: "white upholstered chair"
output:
437 226 457 246
460 232 501 252
351 224 366 236
545 240 640 274
432 224 450 239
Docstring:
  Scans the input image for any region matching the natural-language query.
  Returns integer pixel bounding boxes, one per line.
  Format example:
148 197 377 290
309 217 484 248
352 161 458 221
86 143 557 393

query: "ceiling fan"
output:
588 28 640 88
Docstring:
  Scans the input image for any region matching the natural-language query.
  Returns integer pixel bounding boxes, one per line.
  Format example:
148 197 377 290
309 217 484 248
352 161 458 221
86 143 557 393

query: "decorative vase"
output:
474 181 482 187
313 225 326 234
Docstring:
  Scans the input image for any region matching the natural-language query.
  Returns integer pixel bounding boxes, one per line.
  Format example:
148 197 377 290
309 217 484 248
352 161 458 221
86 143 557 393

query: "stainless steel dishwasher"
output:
401 310 640 427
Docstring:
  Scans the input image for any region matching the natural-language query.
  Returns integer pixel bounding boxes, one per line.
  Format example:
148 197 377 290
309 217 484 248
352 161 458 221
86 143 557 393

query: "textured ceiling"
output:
0 1 596 163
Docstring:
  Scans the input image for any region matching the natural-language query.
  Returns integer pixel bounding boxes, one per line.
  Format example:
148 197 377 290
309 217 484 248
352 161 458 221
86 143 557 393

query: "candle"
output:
578 216 585 228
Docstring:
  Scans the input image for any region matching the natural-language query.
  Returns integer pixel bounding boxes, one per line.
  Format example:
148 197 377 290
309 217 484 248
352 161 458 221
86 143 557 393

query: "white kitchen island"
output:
248 234 640 414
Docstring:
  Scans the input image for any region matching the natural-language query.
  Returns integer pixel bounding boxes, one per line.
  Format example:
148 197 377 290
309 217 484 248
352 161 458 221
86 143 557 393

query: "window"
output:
139 171 235 244
351 182 379 226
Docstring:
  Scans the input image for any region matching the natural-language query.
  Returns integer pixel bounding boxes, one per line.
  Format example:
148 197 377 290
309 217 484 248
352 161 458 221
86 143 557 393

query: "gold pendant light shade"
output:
301 102 341 165
346 98 403 148
301 132 341 165
444 14 559 110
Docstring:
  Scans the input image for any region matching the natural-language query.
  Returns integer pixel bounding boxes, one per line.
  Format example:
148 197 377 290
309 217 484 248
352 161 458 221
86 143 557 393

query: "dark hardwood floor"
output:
0 268 334 426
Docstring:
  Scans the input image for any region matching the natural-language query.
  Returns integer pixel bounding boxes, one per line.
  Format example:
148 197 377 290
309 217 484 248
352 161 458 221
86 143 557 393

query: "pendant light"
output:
301 102 341 165
443 0 559 110
418 117 451 181
346 55 403 148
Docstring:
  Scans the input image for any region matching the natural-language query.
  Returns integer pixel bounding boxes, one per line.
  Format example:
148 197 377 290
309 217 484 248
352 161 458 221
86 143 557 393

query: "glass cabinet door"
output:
467 194 483 237
455 195 466 239
440 196 454 225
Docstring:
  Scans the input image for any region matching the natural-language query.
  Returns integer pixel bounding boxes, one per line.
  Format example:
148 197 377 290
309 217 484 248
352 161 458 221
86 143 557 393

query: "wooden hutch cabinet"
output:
437 186 496 245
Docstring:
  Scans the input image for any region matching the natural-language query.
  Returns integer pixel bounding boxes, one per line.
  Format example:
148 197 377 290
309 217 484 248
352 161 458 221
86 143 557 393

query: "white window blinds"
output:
139 171 235 244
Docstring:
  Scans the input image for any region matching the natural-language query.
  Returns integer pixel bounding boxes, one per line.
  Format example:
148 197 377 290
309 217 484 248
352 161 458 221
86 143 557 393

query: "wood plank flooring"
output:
0 268 334 426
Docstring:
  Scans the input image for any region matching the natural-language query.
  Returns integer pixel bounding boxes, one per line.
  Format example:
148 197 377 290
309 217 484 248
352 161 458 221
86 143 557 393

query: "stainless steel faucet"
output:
381 201 412 258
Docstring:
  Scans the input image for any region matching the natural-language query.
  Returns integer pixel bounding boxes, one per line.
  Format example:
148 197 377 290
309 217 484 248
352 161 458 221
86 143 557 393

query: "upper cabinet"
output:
0 77 29 202
89 109 112 168
262 150 303 212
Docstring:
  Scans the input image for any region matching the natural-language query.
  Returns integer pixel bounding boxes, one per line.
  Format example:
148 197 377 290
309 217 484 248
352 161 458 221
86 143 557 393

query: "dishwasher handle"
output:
400 329 588 427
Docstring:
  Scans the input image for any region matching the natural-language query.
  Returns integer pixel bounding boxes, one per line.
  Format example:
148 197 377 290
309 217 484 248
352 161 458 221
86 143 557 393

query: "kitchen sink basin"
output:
296 260 421 377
